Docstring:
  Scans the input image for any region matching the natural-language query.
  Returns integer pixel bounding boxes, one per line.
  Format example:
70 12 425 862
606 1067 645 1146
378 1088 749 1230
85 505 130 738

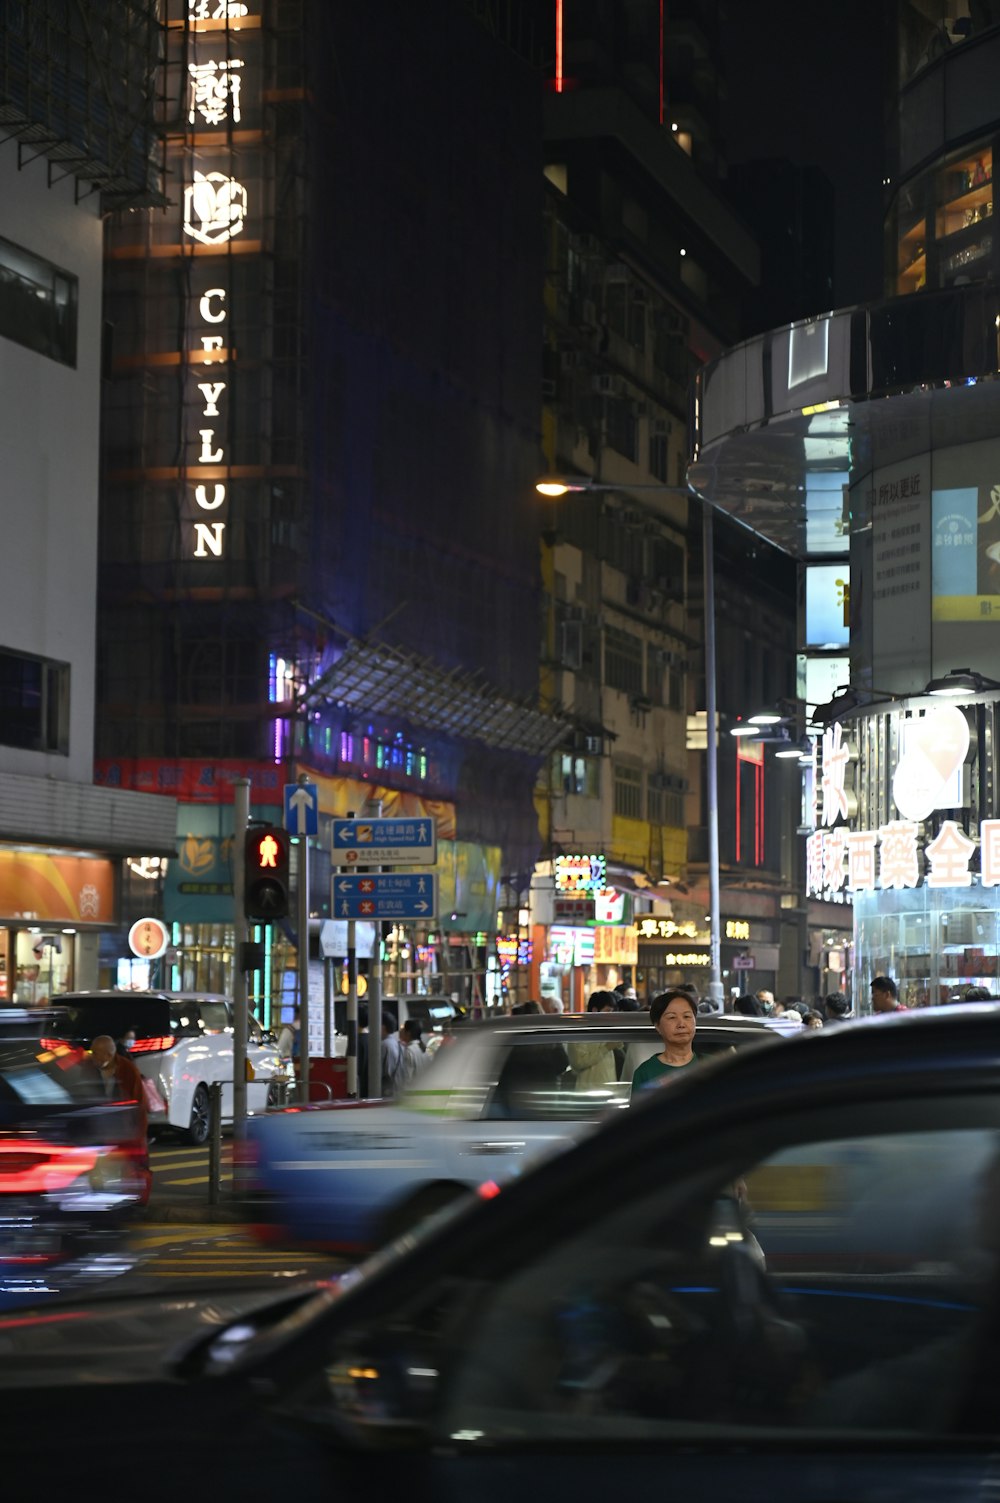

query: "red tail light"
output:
0 1141 98 1194
129 1035 175 1054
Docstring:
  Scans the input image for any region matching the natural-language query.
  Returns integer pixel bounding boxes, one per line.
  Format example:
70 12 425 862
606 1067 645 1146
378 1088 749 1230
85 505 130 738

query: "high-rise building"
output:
97 0 563 1015
524 0 804 1008
691 3 1000 1008
0 0 176 1002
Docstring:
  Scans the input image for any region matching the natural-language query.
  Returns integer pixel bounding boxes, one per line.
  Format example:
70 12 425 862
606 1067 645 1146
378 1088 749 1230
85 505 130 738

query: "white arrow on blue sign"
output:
333 872 437 921
284 782 319 836
330 816 436 866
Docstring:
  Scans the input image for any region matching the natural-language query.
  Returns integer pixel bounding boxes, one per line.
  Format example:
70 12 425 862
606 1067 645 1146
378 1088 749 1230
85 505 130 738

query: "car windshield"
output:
0 1040 100 1110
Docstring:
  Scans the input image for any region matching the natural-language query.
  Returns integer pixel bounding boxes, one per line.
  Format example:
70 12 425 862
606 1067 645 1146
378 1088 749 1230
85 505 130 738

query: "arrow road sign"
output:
330 816 436 866
284 782 318 836
332 872 437 921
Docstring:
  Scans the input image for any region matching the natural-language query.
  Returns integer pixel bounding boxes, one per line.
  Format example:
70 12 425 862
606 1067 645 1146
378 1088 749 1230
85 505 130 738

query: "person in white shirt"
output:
400 1018 432 1081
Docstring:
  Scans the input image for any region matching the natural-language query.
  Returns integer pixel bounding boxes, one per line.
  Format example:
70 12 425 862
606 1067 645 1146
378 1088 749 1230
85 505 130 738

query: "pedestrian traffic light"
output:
244 825 290 921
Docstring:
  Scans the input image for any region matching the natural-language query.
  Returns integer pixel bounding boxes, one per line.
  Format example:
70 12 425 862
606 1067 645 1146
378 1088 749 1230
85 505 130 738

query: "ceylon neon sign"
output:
182 0 255 561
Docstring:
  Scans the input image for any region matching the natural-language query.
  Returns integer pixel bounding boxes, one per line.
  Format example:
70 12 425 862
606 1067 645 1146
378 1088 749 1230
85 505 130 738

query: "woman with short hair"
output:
631 988 699 1094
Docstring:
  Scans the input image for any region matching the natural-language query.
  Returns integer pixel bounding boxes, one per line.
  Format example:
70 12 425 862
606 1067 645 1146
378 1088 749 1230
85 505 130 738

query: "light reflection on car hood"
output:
0 1282 333 1386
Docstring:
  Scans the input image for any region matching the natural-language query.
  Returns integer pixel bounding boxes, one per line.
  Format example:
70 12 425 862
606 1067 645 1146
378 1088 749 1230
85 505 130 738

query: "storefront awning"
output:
303 637 574 759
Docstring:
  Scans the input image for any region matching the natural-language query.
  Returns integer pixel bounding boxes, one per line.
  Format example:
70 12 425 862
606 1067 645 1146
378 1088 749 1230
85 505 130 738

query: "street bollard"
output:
207 1080 224 1205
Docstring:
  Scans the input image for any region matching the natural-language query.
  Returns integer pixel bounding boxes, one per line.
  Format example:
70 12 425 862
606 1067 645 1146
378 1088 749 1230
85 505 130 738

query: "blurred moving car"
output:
0 1009 148 1304
51 992 283 1144
4 1008 1000 1501
243 1011 773 1250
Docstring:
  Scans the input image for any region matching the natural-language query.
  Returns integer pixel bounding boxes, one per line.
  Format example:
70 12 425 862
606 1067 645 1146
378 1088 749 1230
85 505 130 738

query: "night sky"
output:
720 0 889 308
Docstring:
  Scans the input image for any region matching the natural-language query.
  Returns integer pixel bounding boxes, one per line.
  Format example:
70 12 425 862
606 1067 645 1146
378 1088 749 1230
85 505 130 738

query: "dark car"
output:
0 1008 148 1306
6 1007 1000 1501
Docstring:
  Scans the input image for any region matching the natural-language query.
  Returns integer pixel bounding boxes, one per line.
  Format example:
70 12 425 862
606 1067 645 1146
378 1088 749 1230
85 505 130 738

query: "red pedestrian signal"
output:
244 825 290 921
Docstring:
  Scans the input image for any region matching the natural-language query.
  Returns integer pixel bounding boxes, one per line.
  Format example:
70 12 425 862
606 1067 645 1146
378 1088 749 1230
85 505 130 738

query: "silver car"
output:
245 1010 774 1251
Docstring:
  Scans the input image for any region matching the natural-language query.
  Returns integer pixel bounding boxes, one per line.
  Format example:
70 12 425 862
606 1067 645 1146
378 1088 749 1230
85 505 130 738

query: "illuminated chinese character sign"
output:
174 1 262 565
805 701 985 898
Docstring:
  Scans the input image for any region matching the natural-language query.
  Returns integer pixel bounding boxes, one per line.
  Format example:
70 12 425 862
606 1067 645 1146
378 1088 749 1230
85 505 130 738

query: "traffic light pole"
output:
296 773 310 1106
232 778 250 1144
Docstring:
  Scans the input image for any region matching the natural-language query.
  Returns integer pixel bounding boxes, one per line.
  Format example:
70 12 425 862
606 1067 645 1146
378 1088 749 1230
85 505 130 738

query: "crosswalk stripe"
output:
157 1174 233 1187
139 1270 324 1279
148 1154 231 1166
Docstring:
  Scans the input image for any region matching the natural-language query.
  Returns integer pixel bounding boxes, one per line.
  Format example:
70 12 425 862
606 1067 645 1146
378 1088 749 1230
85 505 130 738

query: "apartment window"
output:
613 763 643 820
0 236 78 367
0 648 69 753
648 784 685 826
649 431 669 482
606 397 638 461
552 752 599 799
605 626 644 696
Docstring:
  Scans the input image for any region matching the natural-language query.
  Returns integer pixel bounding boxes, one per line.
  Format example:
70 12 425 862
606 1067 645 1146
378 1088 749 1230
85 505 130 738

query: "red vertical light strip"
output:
756 761 765 865
734 756 741 865
555 0 564 91
658 0 664 124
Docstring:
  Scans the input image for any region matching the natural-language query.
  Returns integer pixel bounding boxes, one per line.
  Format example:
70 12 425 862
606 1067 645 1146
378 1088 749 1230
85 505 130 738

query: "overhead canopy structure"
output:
303 636 574 759
689 285 1000 558
0 0 164 208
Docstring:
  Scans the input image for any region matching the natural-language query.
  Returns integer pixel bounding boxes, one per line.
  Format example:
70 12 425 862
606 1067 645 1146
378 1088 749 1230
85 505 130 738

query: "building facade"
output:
97 0 561 1024
0 0 177 1004
517 0 810 1010
691 2 1000 1010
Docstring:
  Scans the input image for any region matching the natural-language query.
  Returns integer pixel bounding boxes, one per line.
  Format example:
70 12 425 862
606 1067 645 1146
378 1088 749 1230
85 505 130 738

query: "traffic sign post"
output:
331 816 436 866
332 872 437 921
732 954 756 970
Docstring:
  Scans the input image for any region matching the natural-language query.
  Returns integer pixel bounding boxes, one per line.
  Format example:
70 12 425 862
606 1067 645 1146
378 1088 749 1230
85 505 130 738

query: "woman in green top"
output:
631 988 700 1095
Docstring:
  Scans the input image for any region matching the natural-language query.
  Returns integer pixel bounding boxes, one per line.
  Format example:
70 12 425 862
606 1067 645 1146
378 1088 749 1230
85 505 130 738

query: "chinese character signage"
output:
807 818 1000 897
593 925 638 965
637 917 711 944
176 3 261 564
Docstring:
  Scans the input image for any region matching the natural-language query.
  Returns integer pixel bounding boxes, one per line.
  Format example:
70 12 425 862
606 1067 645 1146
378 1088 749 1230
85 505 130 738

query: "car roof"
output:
462 1011 770 1036
59 990 231 1005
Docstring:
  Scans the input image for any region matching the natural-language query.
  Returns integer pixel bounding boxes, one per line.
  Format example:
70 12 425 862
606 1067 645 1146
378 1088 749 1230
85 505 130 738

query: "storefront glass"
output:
853 884 1000 1005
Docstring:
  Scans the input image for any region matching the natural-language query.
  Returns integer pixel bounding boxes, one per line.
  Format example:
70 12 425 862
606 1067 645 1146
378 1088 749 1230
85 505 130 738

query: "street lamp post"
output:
536 474 724 1009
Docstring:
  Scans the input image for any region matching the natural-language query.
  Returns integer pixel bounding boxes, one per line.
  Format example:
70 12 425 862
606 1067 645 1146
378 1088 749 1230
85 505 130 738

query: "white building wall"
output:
0 138 103 784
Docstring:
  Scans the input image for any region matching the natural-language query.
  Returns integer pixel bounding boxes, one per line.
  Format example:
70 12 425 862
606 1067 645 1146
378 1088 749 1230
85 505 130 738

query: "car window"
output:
197 1001 229 1034
57 996 172 1044
483 1036 625 1121
439 1101 1000 1443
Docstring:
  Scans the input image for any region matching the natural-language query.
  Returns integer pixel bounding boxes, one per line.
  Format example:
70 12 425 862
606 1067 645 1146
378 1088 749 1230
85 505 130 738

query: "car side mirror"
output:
312 1329 441 1441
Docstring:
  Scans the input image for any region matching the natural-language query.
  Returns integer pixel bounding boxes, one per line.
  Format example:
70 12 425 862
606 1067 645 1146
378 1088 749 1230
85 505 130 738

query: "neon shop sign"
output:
183 0 256 561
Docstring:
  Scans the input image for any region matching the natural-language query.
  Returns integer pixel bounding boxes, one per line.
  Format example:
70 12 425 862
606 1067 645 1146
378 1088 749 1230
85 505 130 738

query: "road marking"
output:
140 1269 325 1279
157 1173 236 1187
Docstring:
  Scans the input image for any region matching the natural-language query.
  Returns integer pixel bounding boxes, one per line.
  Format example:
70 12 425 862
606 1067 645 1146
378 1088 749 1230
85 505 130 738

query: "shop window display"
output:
891 142 994 295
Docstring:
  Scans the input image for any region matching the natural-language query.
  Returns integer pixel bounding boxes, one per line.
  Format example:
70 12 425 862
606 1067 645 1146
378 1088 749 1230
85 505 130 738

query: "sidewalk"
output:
138 1176 254 1225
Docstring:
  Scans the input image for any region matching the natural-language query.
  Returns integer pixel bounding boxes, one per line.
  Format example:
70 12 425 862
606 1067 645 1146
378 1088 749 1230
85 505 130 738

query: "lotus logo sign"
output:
892 703 970 822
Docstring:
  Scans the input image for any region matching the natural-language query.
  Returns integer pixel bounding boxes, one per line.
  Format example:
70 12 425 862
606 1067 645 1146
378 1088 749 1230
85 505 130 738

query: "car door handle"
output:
462 1140 526 1155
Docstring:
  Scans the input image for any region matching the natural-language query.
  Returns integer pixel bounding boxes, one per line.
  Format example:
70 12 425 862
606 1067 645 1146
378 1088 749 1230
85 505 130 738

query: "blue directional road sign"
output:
284 782 319 837
332 872 437 921
330 816 436 866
